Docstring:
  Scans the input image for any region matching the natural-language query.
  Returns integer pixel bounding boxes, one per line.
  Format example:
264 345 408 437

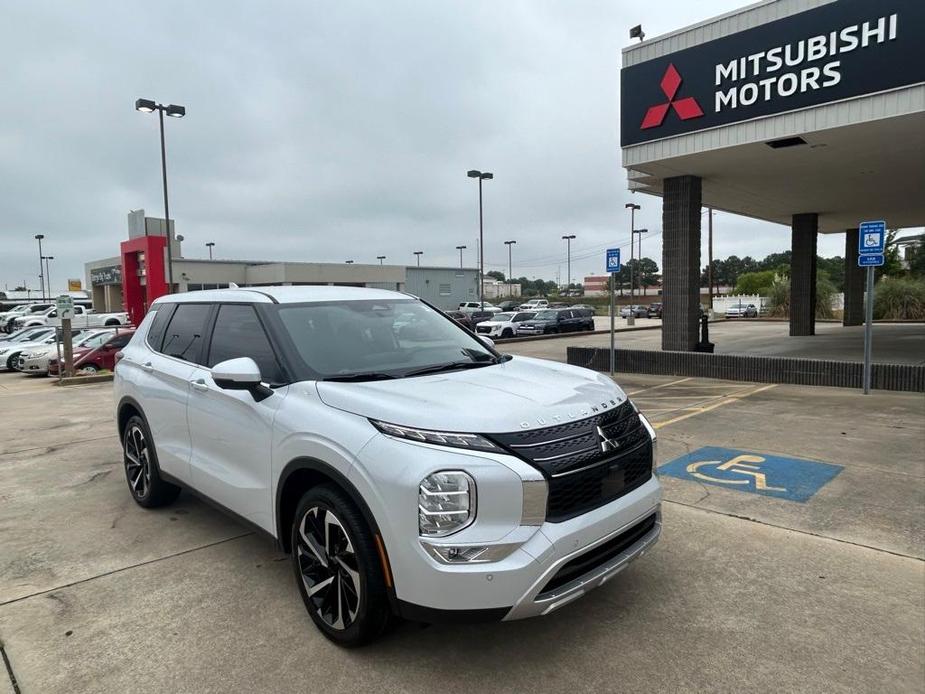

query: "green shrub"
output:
873 277 925 320
766 273 837 319
734 270 776 295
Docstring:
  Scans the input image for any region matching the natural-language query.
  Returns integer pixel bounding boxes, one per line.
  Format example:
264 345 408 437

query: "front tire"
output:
122 415 180 508
501 328 513 338
291 485 391 647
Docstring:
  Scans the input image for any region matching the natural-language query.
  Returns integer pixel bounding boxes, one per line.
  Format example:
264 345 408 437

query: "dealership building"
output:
621 0 924 350
85 211 479 324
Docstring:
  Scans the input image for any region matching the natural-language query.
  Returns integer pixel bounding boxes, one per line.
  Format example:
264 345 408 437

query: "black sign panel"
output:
621 0 925 147
90 265 122 286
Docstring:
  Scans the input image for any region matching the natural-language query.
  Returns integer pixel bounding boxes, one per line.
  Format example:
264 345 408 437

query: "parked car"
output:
518 298 549 311
0 326 56 344
619 305 648 319
445 310 474 330
457 301 501 314
570 304 596 313
9 304 130 332
16 328 118 376
495 300 521 312
0 328 85 371
516 308 589 335
48 329 136 376
0 303 54 332
114 286 660 645
725 303 758 318
475 311 536 338
646 303 663 318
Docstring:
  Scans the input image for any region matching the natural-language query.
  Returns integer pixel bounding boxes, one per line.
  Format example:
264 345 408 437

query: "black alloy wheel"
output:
122 415 180 508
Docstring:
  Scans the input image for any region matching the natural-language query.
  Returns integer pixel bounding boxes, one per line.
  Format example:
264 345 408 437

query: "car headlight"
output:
419 471 476 537
370 420 498 452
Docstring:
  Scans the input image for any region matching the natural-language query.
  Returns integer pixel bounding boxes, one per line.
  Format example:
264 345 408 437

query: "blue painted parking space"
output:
658 446 843 502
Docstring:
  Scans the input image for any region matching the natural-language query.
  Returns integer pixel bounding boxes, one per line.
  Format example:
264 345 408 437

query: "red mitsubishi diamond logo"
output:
641 63 704 129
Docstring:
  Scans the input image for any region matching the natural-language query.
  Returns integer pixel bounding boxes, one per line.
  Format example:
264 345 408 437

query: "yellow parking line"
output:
653 384 777 429
626 377 693 396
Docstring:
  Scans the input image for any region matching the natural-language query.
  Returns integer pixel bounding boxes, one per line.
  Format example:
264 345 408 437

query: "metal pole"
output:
610 273 615 377
44 257 52 298
478 178 484 310
707 207 714 310
628 208 635 326
863 266 874 394
637 231 643 297
62 317 74 378
37 236 45 301
458 247 464 268
566 238 571 296
508 243 513 298
158 107 174 291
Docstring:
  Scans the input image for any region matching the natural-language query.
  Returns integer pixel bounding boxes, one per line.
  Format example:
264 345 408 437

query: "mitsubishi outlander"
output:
114 286 661 646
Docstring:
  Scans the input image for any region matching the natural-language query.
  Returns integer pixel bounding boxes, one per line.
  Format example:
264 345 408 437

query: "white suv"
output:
114 286 661 646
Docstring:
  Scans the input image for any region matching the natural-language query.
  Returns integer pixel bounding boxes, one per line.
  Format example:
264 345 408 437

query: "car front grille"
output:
476 325 492 333
487 401 653 522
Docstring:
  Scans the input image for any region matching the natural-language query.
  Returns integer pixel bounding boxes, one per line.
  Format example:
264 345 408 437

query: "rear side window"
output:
207 304 283 383
146 304 176 351
107 333 134 349
162 304 211 364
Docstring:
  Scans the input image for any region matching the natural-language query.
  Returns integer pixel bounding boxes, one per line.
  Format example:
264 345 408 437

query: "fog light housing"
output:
419 471 475 537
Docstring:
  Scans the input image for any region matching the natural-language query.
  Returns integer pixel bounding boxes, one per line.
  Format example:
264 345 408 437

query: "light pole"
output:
42 256 54 298
34 234 45 301
633 228 649 296
206 241 215 260
562 235 576 296
467 169 493 309
413 251 423 267
345 260 354 264
625 203 641 324
135 98 186 292
455 245 467 269
377 256 386 265
504 240 516 297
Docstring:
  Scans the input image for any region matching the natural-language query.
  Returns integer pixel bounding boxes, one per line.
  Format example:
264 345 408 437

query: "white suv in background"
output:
114 286 660 646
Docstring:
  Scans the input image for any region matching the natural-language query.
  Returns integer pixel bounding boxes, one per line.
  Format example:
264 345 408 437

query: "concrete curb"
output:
54 374 114 386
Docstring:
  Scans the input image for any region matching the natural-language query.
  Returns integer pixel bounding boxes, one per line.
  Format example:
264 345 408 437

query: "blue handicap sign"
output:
858 220 886 255
858 253 884 267
606 248 621 273
658 446 842 502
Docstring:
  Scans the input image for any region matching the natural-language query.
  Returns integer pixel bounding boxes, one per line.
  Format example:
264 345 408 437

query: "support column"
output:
661 175 701 351
790 213 818 336
843 228 864 326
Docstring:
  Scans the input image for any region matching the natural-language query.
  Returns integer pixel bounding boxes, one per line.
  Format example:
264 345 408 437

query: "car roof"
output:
151 285 414 307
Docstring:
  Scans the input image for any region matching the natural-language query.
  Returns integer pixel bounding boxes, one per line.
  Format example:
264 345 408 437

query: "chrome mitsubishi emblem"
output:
596 425 619 454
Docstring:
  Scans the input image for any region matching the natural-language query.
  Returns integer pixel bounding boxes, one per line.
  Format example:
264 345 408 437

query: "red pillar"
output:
120 235 168 326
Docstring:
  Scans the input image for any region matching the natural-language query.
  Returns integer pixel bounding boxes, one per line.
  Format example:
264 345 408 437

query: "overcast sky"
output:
1 0 853 292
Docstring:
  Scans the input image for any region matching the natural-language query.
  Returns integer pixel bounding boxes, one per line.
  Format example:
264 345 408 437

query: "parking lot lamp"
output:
377 256 386 265
135 98 186 291
467 170 493 309
455 245 467 268
34 234 45 301
42 256 54 298
206 242 215 260
633 228 649 296
562 235 576 296
625 203 641 324
413 251 423 266
504 240 516 297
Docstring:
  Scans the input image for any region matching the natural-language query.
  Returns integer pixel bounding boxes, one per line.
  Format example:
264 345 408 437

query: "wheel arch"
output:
276 457 385 556
116 395 146 440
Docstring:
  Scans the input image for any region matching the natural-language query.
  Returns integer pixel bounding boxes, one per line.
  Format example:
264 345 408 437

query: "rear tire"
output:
291 485 391 647
6 353 21 370
80 363 99 373
501 328 513 338
122 415 181 508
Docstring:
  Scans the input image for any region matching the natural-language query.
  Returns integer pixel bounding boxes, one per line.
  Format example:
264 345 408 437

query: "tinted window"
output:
208 304 283 383
107 333 134 349
146 304 175 351
162 304 211 364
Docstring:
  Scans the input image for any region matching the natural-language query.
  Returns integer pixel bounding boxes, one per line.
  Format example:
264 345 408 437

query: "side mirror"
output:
478 335 495 349
212 357 273 401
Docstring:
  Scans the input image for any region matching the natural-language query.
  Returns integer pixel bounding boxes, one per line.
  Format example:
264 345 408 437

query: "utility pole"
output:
504 240 516 297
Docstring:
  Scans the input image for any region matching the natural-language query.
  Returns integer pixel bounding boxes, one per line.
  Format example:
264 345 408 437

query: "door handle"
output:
141 361 154 372
190 378 209 392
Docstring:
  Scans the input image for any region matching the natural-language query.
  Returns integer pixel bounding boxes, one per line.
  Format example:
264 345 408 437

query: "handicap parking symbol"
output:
658 446 842 502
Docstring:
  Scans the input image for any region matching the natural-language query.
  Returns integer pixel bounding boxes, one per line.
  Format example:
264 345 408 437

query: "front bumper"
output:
17 355 51 374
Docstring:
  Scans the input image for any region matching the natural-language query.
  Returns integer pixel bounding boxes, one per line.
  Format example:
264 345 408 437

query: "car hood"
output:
315 356 627 433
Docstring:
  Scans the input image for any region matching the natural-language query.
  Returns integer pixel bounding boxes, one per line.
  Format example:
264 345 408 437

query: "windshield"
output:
494 313 514 322
275 299 499 381
533 310 557 320
77 332 113 349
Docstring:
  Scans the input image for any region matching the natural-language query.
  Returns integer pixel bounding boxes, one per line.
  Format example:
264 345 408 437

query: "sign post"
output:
857 220 885 395
56 295 75 378
606 248 622 377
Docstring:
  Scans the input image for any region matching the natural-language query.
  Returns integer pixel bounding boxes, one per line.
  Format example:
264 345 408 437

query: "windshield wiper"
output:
323 372 398 382
402 360 495 378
